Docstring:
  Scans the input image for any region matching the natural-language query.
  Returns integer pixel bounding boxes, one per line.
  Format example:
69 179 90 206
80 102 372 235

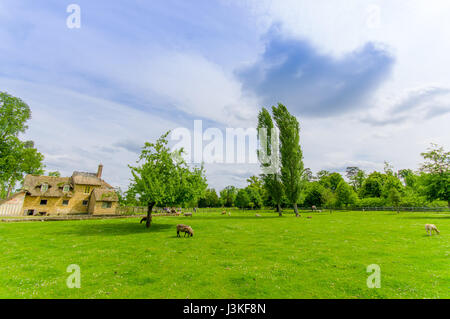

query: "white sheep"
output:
425 224 440 236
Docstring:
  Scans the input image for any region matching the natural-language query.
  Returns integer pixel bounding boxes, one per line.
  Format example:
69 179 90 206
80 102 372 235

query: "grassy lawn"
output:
0 210 449 299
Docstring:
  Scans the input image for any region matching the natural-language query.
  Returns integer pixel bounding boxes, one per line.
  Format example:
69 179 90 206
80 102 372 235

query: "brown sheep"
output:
184 212 193 217
177 224 194 237
221 211 227 215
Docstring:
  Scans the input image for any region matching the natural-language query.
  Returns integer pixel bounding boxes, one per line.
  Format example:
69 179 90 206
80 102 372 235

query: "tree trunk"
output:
277 203 282 216
146 202 155 228
6 183 13 198
293 203 300 217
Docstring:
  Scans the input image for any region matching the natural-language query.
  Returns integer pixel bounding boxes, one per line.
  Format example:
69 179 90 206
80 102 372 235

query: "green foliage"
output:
257 107 284 212
355 197 386 207
303 182 326 207
359 172 385 198
387 188 402 211
0 93 44 198
346 167 366 191
48 171 61 177
319 172 344 191
198 188 221 208
381 174 404 198
419 144 449 206
128 132 207 226
335 180 357 207
272 103 304 215
220 186 238 207
235 189 250 209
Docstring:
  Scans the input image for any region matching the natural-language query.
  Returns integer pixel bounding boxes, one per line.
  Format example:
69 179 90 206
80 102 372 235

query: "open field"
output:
0 210 449 298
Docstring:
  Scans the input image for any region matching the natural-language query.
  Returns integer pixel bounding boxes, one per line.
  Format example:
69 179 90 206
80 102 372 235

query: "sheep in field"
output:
425 224 440 236
255 214 261 217
311 205 317 211
184 212 193 217
177 224 194 237
221 211 227 215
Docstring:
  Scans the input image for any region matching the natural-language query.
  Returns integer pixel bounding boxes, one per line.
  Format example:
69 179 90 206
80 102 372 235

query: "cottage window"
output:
63 185 70 193
82 200 88 206
102 202 112 209
62 200 69 206
84 186 90 194
41 184 49 192
40 199 48 205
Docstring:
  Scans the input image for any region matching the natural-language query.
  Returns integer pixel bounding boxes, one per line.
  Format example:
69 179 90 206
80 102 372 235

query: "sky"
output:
1 0 449 191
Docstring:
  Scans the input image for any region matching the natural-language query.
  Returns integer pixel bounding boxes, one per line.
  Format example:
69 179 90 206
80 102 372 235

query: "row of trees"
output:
189 143 449 211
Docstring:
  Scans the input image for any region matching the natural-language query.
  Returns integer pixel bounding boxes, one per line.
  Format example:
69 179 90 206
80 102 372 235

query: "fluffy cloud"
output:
238 27 394 117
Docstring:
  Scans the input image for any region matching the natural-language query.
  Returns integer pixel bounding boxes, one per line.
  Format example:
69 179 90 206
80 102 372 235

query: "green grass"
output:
0 210 449 298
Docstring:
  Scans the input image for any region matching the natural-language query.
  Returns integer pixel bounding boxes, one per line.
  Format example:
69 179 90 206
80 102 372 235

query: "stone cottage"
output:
0 164 119 216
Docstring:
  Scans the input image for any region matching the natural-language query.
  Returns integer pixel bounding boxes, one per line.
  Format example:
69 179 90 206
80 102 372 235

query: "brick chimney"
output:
97 164 103 178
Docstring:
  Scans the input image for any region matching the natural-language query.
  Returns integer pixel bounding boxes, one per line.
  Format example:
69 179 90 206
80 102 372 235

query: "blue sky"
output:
1 0 449 190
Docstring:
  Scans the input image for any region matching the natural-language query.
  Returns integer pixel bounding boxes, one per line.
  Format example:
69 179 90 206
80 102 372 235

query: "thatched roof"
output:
72 172 103 186
23 175 74 198
92 188 119 202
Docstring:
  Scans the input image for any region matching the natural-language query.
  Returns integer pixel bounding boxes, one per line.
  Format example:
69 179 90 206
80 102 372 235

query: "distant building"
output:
0 164 118 216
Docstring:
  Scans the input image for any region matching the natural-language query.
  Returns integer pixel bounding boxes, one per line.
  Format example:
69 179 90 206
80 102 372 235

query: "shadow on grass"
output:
51 220 174 237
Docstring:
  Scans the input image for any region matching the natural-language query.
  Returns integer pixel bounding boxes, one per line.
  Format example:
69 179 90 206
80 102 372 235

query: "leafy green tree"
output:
235 189 250 209
303 182 326 207
398 169 418 189
346 167 366 191
257 107 284 215
245 186 263 209
388 188 402 213
0 92 44 198
316 170 330 181
381 174 404 198
220 186 238 207
272 103 304 217
128 132 207 228
198 188 221 207
359 172 385 198
335 180 357 208
419 144 449 207
0 92 31 140
320 172 344 192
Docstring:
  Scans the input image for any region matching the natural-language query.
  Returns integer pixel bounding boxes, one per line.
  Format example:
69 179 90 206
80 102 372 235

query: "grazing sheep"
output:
307 216 312 219
228 212 231 216
425 224 440 236
221 211 227 215
255 214 261 217
311 205 317 211
177 224 194 237
184 212 193 217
